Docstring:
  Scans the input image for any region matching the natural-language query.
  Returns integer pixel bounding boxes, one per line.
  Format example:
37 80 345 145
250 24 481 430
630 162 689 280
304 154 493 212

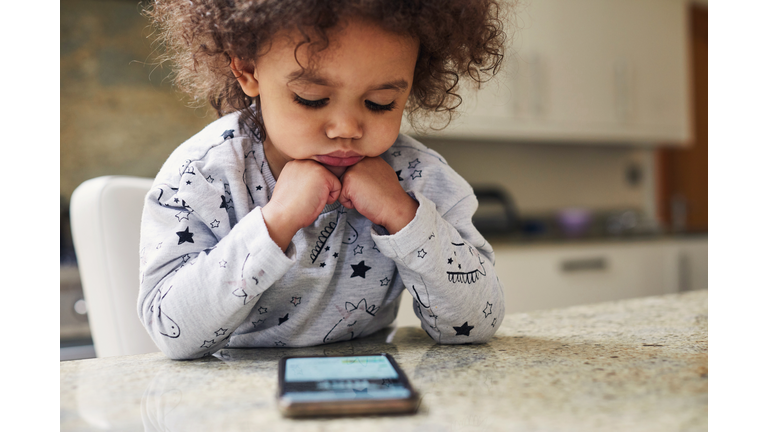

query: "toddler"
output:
139 0 510 360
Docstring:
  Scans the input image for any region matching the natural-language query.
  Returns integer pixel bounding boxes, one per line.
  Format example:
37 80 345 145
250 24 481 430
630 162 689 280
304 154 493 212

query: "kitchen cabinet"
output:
397 236 706 326
676 236 708 293
492 236 706 314
407 0 691 145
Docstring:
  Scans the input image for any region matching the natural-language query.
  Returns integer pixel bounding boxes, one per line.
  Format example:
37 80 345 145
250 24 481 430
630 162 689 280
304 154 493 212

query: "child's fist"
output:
338 157 418 234
262 160 341 251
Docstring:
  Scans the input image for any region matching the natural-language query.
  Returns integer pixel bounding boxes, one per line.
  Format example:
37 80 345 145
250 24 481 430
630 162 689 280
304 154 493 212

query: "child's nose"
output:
325 108 363 141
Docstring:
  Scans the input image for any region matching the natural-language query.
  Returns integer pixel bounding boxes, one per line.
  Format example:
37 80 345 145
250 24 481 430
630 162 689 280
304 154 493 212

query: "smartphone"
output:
277 353 419 417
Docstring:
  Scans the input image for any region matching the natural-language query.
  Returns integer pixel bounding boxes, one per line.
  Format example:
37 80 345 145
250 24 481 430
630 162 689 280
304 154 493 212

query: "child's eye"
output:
365 100 396 112
293 94 329 109
293 94 395 113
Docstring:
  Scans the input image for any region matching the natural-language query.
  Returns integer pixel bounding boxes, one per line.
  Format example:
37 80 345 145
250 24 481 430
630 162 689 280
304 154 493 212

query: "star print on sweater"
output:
483 302 493 318
350 261 371 278
453 322 474 336
176 227 194 245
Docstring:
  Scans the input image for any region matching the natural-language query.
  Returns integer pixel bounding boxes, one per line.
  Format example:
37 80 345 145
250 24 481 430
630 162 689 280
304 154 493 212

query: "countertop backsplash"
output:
422 137 657 219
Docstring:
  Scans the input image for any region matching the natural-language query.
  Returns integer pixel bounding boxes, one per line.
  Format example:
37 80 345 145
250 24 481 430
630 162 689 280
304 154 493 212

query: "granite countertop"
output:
60 290 707 431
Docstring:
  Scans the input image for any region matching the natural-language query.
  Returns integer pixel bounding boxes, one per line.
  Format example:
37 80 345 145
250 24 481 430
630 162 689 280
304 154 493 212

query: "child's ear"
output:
230 57 259 97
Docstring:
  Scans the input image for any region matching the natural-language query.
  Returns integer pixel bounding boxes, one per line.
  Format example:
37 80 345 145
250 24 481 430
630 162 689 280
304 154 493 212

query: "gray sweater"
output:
138 112 505 360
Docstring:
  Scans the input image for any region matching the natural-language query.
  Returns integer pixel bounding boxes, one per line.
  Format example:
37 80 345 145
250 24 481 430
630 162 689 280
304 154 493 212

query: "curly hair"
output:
144 0 511 139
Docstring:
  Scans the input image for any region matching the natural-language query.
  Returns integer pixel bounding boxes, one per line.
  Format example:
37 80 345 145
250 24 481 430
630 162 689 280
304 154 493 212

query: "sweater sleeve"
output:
371 190 505 344
137 182 295 360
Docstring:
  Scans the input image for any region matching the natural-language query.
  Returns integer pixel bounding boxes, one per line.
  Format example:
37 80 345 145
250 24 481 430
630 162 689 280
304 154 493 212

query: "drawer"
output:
493 241 678 313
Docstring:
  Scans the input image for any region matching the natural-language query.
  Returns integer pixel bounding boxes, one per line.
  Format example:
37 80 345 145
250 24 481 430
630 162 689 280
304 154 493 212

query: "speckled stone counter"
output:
60 290 707 431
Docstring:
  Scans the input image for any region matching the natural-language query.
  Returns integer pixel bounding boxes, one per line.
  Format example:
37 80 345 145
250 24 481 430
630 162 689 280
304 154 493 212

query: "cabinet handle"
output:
560 257 607 273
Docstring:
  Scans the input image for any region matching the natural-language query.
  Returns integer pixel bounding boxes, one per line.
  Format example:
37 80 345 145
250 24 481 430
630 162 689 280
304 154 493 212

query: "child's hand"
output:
339 157 419 234
262 160 342 251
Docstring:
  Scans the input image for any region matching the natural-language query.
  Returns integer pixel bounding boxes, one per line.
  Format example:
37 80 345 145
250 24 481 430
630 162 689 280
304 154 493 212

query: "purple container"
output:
556 208 593 237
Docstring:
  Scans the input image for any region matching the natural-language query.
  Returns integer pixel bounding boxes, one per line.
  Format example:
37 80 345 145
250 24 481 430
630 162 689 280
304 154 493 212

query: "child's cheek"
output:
371 118 403 152
263 106 317 154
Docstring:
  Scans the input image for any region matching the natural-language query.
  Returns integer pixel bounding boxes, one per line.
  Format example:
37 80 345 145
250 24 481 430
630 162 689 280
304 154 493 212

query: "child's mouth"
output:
315 152 364 177
315 153 364 167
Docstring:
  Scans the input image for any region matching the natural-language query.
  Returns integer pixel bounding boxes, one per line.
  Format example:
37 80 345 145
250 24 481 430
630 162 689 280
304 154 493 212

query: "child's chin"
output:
324 165 349 178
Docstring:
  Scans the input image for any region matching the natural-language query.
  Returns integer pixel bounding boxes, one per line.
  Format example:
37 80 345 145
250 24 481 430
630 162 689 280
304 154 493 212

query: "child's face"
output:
234 18 419 178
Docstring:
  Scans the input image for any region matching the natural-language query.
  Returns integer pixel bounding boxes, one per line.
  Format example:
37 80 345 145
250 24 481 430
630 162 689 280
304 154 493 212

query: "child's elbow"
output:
430 320 503 345
138 310 204 360
155 339 209 361
439 332 496 345
164 349 202 361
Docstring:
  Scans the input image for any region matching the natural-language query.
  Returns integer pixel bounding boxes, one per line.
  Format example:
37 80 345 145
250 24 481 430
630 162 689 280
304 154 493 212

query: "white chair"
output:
70 176 159 357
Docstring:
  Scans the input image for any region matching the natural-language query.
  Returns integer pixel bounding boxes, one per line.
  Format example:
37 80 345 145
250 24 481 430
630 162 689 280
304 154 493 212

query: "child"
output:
139 0 509 360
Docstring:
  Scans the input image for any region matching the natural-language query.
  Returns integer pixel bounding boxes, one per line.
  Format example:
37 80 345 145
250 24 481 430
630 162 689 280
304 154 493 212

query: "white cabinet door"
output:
675 237 708 292
494 241 678 313
411 0 690 145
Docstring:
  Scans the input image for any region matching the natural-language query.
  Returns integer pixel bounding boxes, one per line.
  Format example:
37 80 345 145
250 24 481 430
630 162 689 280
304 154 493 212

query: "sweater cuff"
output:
370 190 437 260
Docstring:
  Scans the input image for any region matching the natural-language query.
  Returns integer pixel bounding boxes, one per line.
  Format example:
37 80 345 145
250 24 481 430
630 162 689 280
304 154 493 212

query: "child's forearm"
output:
372 191 505 344
381 194 419 235
139 194 294 360
261 202 301 252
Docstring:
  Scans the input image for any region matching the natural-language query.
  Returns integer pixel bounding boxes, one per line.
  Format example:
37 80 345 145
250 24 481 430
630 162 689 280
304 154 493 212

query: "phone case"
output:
277 353 420 417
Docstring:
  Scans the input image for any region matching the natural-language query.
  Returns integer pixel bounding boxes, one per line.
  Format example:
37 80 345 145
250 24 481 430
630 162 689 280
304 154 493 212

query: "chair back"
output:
70 176 159 357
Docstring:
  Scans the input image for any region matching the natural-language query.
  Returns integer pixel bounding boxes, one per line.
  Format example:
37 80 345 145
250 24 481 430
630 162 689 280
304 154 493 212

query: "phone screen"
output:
280 355 413 403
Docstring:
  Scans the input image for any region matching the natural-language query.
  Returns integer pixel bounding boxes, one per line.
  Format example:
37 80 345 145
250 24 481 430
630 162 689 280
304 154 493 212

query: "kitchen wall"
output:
61 0 654 218
61 0 216 201
422 137 654 216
